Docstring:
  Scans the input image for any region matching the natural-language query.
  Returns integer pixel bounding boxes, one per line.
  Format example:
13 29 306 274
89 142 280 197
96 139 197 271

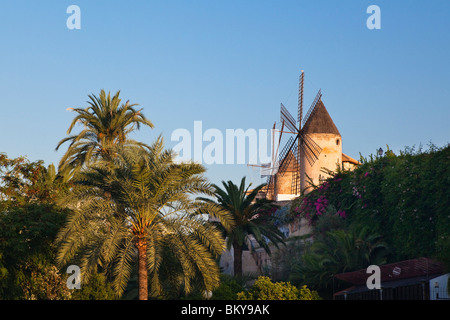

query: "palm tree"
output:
290 224 388 290
201 177 286 277
55 138 232 300
56 89 154 174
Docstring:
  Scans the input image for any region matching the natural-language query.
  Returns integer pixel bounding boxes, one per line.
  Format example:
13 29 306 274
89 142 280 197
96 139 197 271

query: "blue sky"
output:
1 0 449 186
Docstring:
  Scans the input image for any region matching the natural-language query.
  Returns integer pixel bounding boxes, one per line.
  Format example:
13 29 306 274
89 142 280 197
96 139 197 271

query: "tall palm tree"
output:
201 177 286 277
56 89 154 174
55 138 232 300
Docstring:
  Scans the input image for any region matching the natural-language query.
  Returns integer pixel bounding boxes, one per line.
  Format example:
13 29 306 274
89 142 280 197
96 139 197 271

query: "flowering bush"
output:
290 143 450 269
292 177 346 225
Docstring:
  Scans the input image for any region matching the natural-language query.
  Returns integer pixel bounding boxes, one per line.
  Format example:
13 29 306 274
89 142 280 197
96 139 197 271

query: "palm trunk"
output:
233 240 243 278
136 238 148 300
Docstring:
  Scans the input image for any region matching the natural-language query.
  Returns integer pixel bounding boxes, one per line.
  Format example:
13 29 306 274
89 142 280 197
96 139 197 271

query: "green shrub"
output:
71 272 116 300
211 275 245 300
291 144 450 267
237 276 320 300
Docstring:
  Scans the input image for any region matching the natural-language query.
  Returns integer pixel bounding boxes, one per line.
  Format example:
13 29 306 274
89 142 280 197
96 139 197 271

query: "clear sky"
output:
1 0 449 187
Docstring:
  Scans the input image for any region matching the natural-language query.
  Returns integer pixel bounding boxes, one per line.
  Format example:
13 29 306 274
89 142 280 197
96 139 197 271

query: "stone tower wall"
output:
301 133 342 193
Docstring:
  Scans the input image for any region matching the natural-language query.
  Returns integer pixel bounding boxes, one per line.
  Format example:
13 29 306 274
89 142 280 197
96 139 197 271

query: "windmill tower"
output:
265 71 343 200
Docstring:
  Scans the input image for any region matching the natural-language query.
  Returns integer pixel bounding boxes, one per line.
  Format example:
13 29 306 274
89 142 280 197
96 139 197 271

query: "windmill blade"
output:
303 134 322 159
272 135 293 174
259 163 272 177
270 121 277 175
299 141 316 167
302 89 322 127
280 103 298 133
266 174 272 185
298 71 304 128
277 136 298 176
291 151 300 195
299 134 322 167
279 144 297 177
278 136 294 165
276 120 284 158
265 174 274 199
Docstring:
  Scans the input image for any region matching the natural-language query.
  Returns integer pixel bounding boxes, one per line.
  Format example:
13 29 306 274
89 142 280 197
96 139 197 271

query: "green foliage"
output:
0 153 117 300
0 202 68 299
268 235 309 282
292 144 450 266
71 272 116 300
290 224 388 292
0 153 68 208
298 284 322 300
237 276 320 300
55 89 154 175
0 253 7 281
55 141 229 299
210 274 245 300
21 265 72 300
378 145 450 262
289 143 450 296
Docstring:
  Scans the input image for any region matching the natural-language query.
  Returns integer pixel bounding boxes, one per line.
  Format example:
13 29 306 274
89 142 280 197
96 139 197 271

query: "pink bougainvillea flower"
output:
336 210 346 218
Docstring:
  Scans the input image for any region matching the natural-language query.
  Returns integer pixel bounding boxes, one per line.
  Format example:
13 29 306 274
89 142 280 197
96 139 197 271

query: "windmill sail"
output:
302 89 322 127
280 103 298 133
277 136 296 176
301 134 323 166
298 71 304 127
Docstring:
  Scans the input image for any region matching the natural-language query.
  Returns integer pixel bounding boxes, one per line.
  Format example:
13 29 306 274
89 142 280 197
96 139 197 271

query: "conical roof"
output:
302 100 340 135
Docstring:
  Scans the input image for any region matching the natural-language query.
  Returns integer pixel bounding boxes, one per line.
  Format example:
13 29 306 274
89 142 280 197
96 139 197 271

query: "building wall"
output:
429 273 450 300
301 133 342 193
219 243 261 276
218 217 313 278
288 216 312 238
343 161 358 171
274 150 299 200
274 171 297 201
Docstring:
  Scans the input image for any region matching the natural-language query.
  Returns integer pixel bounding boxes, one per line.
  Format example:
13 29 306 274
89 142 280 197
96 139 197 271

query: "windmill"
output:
265 71 325 200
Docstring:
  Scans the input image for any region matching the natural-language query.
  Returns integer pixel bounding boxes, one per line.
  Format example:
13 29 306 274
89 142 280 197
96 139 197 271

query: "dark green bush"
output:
291 143 450 268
